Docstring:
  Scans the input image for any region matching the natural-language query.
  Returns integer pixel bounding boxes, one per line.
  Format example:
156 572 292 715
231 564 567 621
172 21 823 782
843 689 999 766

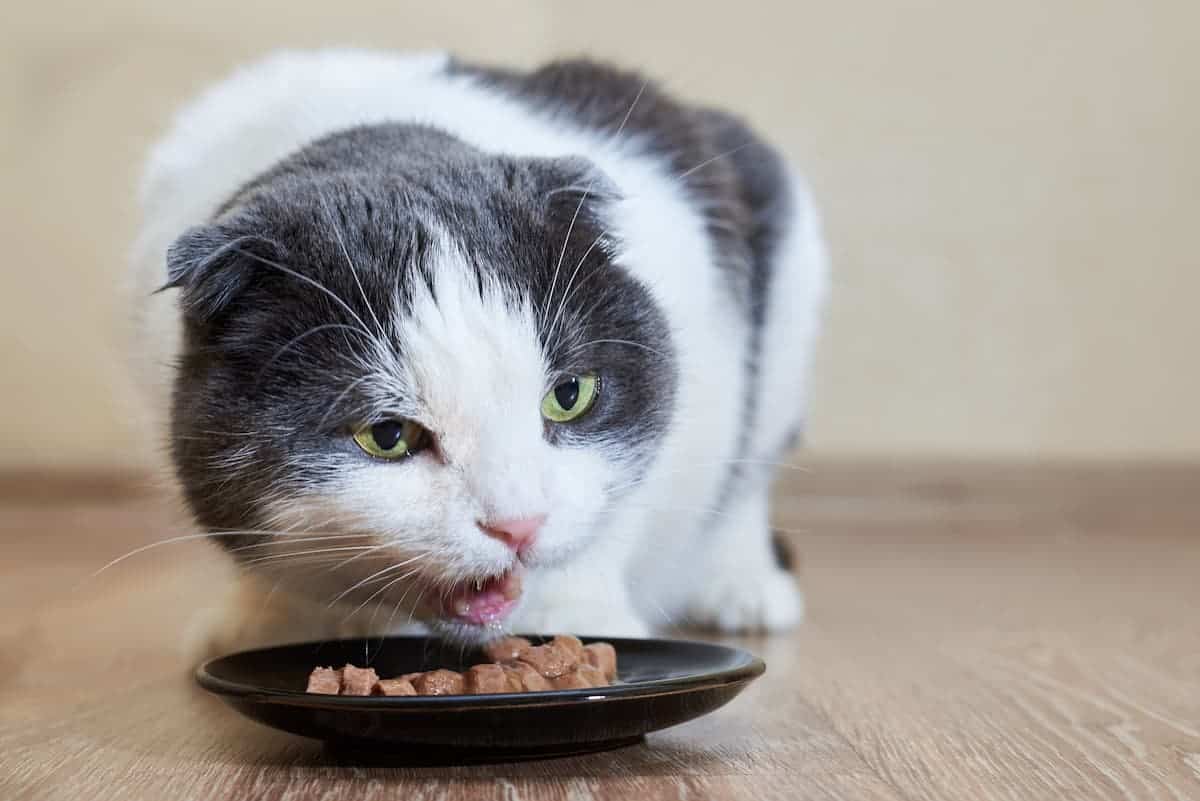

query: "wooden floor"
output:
2 462 1198 800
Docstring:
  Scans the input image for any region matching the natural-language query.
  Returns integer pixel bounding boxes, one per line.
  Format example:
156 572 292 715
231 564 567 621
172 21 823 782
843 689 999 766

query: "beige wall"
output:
2 1 1197 469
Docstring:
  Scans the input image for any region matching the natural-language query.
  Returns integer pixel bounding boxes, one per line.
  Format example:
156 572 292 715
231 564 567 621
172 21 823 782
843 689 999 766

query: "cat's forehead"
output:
253 172 614 356
367 231 550 452
253 167 609 314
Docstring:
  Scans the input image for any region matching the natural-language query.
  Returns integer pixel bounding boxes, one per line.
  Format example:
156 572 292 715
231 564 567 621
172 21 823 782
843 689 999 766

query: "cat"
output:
126 50 828 656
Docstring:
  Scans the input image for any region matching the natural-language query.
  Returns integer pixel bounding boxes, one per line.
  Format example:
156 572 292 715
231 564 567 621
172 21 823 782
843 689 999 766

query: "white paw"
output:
686 567 804 634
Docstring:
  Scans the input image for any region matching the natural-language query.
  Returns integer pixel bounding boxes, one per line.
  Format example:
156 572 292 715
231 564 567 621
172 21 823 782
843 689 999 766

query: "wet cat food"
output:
374 678 417 696
410 668 465 696
482 635 532 663
305 635 617 696
305 664 379 695
512 637 579 679
582 642 617 681
304 666 342 695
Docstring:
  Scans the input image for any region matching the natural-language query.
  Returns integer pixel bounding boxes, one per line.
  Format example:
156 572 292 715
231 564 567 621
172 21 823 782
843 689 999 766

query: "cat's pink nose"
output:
477 515 545 552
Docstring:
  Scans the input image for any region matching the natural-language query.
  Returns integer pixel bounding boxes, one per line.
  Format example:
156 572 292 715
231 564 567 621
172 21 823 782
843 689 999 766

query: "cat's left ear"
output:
160 213 281 323
532 156 622 217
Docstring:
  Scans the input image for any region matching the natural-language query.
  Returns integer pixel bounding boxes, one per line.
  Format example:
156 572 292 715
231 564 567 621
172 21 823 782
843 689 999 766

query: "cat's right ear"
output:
160 219 279 322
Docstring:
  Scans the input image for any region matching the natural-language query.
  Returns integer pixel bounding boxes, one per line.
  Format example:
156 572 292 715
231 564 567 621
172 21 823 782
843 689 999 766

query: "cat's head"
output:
163 125 675 639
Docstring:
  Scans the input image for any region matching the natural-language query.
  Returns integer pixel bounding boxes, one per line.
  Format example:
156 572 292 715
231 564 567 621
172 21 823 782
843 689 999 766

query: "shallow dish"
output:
196 635 765 763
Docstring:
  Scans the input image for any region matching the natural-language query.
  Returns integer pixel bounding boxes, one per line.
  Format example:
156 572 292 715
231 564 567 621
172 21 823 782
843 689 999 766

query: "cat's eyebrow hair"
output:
315 374 376 431
229 246 376 341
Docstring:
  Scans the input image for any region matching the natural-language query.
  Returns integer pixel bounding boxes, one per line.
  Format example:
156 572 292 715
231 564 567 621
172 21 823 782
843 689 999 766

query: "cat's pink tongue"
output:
445 571 522 625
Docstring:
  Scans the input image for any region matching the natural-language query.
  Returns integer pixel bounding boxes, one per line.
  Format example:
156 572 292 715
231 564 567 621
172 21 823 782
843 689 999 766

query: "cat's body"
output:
128 50 827 654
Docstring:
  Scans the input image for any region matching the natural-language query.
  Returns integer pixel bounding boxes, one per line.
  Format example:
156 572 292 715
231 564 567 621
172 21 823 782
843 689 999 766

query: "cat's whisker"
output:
621 571 679 627
317 189 387 338
248 553 388 573
562 284 623 342
230 247 375 341
296 146 387 342
342 566 425 625
326 553 428 607
316 373 373 431
404 582 434 630
366 566 428 631
675 142 753 181
547 229 609 343
543 183 596 198
86 526 351 578
562 338 670 360
88 533 220 578
543 178 595 328
608 80 648 142
227 533 377 553
548 253 615 342
238 545 381 568
191 428 278 438
542 80 646 329
254 323 372 386
328 540 400 571
385 575 427 633
333 558 433 595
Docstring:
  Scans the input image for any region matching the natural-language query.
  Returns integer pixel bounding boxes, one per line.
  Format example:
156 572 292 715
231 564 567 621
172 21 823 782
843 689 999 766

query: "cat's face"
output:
165 128 675 639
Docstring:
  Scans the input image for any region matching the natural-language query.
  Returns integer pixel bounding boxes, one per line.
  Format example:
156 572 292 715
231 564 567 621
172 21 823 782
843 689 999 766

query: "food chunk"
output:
339 664 379 696
576 663 607 687
374 678 417 696
502 661 553 692
411 669 464 696
550 634 585 661
464 663 510 694
482 636 531 663
516 641 576 678
582 642 618 681
550 668 591 690
550 662 608 690
305 666 341 695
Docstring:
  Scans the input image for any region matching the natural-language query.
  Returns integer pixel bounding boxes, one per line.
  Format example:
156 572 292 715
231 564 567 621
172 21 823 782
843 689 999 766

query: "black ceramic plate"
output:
196 635 764 763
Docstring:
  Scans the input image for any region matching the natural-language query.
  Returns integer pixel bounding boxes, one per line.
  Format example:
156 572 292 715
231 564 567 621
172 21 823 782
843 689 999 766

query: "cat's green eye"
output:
541 373 599 423
353 419 430 460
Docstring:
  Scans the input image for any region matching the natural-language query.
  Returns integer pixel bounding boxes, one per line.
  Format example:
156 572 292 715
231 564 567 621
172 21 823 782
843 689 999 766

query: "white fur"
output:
128 49 828 639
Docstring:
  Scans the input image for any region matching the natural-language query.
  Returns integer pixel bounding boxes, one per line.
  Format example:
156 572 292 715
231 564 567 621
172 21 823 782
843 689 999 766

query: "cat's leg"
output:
511 518 650 638
675 160 823 634
681 482 803 633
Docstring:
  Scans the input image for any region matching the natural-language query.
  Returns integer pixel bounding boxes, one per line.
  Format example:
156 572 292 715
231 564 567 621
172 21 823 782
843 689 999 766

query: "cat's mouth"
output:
438 569 523 626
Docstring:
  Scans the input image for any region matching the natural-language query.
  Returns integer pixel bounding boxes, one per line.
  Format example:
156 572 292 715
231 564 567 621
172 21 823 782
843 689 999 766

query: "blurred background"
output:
2 0 1197 471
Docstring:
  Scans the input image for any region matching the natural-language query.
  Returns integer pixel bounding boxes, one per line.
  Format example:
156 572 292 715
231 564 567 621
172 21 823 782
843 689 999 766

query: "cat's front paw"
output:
686 567 804 634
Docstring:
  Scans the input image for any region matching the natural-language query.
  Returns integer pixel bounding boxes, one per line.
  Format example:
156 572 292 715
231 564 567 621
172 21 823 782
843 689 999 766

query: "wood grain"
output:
2 461 1198 800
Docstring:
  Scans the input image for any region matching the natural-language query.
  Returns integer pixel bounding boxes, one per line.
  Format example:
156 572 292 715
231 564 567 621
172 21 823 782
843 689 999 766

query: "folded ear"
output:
162 217 280 322
532 155 622 216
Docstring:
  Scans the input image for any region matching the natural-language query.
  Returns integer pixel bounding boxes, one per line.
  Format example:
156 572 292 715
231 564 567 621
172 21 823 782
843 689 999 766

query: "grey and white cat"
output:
127 50 828 654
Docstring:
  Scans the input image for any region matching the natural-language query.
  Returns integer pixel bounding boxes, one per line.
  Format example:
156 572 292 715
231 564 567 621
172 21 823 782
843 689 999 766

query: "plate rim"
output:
195 634 766 709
